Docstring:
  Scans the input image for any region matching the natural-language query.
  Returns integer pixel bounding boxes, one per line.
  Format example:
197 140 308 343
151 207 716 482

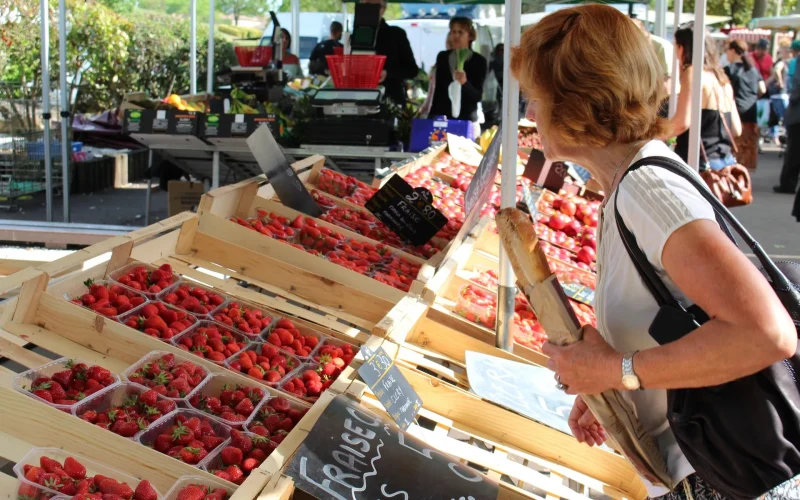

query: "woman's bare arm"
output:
665 66 692 138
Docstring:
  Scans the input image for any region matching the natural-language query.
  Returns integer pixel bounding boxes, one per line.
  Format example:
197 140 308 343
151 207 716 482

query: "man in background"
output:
363 0 418 105
776 42 800 194
753 38 774 82
633 17 673 116
308 21 343 76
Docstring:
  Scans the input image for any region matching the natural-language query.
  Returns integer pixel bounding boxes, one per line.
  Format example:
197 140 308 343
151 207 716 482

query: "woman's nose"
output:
525 103 536 121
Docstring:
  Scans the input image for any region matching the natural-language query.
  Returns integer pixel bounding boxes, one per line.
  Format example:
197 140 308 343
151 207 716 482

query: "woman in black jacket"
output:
428 17 487 133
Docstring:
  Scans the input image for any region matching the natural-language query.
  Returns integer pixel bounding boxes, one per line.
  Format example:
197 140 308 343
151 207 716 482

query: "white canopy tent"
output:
750 14 800 29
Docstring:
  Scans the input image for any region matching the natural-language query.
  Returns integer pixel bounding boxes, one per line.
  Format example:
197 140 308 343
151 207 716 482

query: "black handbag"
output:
613 156 800 500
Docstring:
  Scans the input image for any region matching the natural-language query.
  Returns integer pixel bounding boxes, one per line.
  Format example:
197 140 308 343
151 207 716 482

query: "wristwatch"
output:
621 351 643 391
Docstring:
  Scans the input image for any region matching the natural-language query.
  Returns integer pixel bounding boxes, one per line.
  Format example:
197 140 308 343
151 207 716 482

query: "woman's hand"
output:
569 396 607 446
541 325 623 395
453 70 467 85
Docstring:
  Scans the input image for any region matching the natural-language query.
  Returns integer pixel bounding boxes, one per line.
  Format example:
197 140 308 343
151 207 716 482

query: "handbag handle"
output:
714 81 739 154
614 156 798 300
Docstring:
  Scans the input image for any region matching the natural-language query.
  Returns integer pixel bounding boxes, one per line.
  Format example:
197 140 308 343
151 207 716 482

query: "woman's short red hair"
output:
511 4 667 147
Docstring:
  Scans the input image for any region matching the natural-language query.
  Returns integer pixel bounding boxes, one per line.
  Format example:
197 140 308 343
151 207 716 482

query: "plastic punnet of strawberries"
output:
18 456 158 500
161 284 226 316
227 344 300 384
71 280 147 318
123 302 197 341
247 396 307 441
206 429 278 485
210 301 273 339
126 353 208 399
146 413 228 465
189 384 265 424
174 322 248 363
76 388 177 437
114 263 177 296
240 212 299 242
171 483 229 500
263 318 320 358
27 361 116 407
312 342 355 378
281 367 328 401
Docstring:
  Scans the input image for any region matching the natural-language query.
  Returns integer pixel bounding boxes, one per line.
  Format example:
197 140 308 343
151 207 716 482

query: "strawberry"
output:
64 456 87 480
179 447 207 465
220 446 243 466
133 481 158 500
33 389 54 403
99 478 134 499
40 456 64 474
176 485 207 500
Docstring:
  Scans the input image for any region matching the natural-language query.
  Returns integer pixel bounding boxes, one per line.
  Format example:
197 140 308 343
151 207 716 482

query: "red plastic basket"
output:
325 55 387 89
234 46 273 67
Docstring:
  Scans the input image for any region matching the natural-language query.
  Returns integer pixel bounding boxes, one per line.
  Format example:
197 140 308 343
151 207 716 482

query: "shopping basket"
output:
234 46 273 67
325 55 386 89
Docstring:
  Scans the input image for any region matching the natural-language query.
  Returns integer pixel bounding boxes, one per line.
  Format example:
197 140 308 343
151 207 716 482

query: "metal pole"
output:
776 0 783 16
144 150 152 227
212 151 220 189
291 0 300 63
58 0 69 222
341 1 347 27
655 0 667 38
207 0 215 95
687 0 706 171
496 0 521 353
669 0 683 117
190 0 197 94
40 0 53 222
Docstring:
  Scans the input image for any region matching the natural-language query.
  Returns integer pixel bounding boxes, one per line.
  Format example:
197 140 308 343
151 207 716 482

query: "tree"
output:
218 0 266 25
277 0 402 20
674 0 754 26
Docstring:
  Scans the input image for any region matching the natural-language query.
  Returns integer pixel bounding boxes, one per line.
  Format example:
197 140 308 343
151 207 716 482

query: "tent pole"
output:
41 0 53 222
58 0 69 222
688 0 706 171
342 1 348 27
207 0 215 95
655 0 667 37
669 0 683 117
496 0 521 353
628 3 634 17
291 0 300 66
190 0 197 94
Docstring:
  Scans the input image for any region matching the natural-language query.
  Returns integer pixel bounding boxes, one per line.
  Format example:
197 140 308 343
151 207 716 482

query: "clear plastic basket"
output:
306 335 357 368
158 282 228 317
12 357 120 413
200 430 280 484
171 321 251 366
118 301 200 344
244 395 311 437
223 343 301 387
185 373 268 429
122 350 212 406
262 319 324 361
64 279 149 321
136 409 232 469
71 382 175 438
162 476 236 500
109 262 180 301
208 300 276 341
13 447 161 500
277 363 324 404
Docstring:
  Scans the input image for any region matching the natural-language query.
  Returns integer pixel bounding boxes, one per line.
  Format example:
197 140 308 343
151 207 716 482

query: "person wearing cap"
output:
308 21 344 76
788 40 800 92
776 41 800 194
752 38 774 82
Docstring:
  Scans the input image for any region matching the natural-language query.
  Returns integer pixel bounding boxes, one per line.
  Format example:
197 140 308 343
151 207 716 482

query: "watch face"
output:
622 375 640 391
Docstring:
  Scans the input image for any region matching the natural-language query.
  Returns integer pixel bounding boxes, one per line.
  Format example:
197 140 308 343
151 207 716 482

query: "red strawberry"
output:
98 478 134 499
220 446 243 466
133 481 158 500
63 456 87 480
176 485 206 500
40 456 64 474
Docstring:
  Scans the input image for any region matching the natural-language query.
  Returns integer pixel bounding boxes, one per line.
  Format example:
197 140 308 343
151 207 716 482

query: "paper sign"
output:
447 133 484 167
357 346 422 430
521 183 543 218
561 282 595 306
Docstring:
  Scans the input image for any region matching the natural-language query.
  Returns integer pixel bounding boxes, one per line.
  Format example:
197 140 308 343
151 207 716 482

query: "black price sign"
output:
246 125 323 217
364 175 448 247
464 126 502 216
521 183 543 217
284 394 500 500
357 346 422 430
561 282 595 306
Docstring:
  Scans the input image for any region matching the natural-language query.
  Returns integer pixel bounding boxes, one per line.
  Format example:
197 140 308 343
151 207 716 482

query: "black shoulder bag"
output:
614 156 800 500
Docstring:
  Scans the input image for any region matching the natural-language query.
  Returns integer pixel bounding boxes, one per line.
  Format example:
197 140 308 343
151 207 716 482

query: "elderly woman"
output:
511 5 797 499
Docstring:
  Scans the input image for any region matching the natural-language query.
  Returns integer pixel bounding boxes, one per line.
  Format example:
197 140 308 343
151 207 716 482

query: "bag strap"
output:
714 81 739 153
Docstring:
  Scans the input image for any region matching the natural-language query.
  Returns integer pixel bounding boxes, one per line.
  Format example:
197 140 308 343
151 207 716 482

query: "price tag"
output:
357 346 422 430
561 282 595 306
364 175 448 247
521 183 543 218
246 125 322 217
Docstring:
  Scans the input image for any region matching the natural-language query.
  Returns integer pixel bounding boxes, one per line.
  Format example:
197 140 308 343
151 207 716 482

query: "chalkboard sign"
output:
364 175 448 247
561 282 595 306
246 125 323 217
357 346 422 430
284 394 500 500
465 351 575 436
464 128 502 217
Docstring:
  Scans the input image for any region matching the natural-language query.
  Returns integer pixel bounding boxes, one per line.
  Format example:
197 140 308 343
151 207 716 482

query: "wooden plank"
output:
0 259 47 276
175 216 200 255
129 229 181 264
105 240 135 276
0 334 52 369
0 431 34 462
10 272 48 325
372 295 429 341
257 476 295 500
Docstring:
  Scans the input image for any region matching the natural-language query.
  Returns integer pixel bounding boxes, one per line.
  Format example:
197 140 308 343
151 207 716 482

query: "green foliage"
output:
218 0 266 26
277 0 403 20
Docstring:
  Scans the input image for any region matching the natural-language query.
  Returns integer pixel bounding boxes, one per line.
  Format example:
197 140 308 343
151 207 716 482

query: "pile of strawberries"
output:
114 264 177 296
18 455 158 500
210 302 272 338
174 323 248 363
227 345 299 384
190 384 264 424
316 168 375 201
264 318 319 357
71 280 146 318
282 341 356 400
76 388 176 437
282 370 327 401
206 430 277 485
125 353 208 399
248 396 307 442
148 413 227 465
28 360 116 407
162 284 225 316
313 342 355 378
171 483 229 500
123 302 197 341
239 213 298 241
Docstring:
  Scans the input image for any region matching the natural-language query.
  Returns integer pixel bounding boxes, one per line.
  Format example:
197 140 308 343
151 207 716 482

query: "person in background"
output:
633 18 673 88
752 38 774 82
767 43 790 142
308 21 343 76
776 44 800 194
363 0 418 105
428 17 487 137
788 40 800 92
491 43 505 102
278 28 303 78
725 39 764 170
666 24 741 170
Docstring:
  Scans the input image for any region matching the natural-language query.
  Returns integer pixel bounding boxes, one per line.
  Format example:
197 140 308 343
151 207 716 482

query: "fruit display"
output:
161 284 226 316
162 94 206 112
536 190 600 271
166 481 231 500
209 301 274 340
518 127 543 150
122 302 199 342
137 410 231 466
173 322 249 364
68 280 147 319
246 396 308 441
74 383 177 437
204 429 278 484
15 451 159 500
14 358 119 411
263 317 320 359
225 344 300 385
316 168 376 201
123 351 210 401
111 263 179 299
280 365 328 402
311 340 356 378
188 375 266 427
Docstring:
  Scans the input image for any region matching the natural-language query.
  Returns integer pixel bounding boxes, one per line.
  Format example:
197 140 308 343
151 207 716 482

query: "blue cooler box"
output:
409 117 471 152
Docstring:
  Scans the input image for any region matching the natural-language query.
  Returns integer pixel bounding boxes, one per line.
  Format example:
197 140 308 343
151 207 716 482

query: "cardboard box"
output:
123 109 204 136
168 181 205 216
200 113 279 138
